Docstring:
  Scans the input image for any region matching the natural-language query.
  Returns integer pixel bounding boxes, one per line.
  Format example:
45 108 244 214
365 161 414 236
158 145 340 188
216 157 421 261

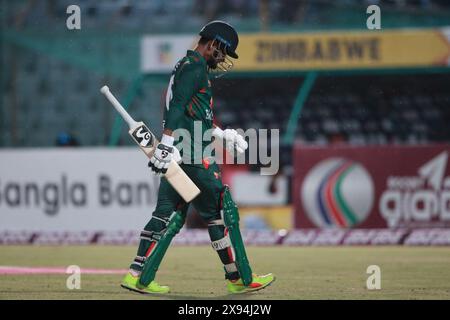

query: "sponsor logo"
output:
380 151 450 227
205 108 213 120
301 158 374 228
134 126 152 147
158 42 172 64
161 150 169 159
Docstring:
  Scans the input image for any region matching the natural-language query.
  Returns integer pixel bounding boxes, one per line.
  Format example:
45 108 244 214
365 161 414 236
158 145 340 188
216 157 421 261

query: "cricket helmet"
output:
199 20 239 59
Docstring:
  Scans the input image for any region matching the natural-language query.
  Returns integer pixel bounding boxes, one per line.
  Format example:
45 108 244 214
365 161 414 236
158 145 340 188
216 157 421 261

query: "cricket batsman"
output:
121 20 275 294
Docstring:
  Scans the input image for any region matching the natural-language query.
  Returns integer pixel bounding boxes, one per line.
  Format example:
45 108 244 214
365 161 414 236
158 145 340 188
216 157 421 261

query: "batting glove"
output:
148 134 181 174
213 127 248 154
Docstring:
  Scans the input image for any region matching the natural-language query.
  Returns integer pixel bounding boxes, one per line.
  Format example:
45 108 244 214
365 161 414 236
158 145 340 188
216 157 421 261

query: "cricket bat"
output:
100 85 200 203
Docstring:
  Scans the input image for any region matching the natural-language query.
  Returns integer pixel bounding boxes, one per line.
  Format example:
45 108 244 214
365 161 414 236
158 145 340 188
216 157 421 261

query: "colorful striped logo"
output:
301 158 374 228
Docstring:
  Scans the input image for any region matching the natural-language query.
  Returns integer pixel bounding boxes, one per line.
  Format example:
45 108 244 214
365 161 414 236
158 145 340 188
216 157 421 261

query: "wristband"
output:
161 134 174 146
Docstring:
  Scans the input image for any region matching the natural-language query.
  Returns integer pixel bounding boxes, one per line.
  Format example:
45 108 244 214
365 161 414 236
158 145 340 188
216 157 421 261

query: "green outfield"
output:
0 245 449 300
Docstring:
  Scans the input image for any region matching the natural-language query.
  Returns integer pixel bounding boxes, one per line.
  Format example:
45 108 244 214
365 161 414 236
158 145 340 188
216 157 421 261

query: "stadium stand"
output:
2 0 450 152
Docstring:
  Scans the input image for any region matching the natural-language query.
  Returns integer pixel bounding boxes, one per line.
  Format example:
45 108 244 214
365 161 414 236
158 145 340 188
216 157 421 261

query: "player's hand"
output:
222 129 248 154
213 127 248 154
148 135 181 174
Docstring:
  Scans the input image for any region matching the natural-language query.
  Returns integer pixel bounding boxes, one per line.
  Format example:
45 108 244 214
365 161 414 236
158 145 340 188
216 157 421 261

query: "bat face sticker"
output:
133 125 153 147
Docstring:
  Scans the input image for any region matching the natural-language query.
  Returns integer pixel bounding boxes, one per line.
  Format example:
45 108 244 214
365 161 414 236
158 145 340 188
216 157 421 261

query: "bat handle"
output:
100 85 138 129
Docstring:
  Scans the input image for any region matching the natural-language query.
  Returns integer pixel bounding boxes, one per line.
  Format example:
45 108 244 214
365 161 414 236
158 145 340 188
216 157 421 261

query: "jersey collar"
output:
187 50 206 65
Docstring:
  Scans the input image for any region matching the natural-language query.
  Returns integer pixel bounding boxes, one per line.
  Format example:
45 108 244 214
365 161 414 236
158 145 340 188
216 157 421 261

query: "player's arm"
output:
164 63 202 131
149 63 201 174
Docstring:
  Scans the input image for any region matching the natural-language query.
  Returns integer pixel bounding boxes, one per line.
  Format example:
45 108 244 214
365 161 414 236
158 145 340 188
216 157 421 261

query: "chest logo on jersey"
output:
205 108 213 121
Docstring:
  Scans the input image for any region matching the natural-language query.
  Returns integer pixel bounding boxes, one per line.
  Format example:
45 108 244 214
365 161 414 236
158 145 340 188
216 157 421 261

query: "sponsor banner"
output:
0 231 35 245
2 229 449 245
342 229 408 245
97 231 140 245
141 35 197 73
0 148 159 232
442 27 450 66
140 29 450 73
172 229 211 246
242 230 283 246
237 30 450 71
172 230 283 246
293 144 450 229
32 231 98 245
403 228 450 246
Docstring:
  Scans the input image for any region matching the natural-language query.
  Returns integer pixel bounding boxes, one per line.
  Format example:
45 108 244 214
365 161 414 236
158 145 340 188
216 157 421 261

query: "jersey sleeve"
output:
164 62 203 130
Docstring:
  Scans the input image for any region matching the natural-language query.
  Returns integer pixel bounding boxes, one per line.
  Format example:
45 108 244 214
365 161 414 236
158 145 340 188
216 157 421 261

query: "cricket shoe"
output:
120 272 170 294
227 273 275 294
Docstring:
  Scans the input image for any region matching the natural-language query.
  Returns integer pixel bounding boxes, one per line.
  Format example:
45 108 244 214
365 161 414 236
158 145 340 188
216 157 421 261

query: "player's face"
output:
206 40 226 69
206 40 233 76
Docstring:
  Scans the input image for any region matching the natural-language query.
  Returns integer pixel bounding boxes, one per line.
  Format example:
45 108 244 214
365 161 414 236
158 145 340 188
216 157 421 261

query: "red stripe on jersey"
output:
188 102 195 117
191 96 201 107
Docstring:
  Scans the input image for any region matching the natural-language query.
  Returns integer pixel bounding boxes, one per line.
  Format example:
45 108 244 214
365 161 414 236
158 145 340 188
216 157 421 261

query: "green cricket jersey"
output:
163 50 214 165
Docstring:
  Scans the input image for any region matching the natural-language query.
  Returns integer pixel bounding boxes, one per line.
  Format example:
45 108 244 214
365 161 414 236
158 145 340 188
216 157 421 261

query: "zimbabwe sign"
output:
141 28 450 73
235 29 450 71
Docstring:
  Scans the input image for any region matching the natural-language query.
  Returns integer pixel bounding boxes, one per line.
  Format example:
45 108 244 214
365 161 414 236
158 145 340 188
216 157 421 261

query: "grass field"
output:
1 245 450 300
